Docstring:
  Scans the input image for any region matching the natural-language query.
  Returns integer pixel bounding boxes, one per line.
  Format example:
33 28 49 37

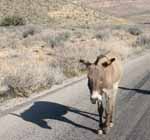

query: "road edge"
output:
0 50 149 117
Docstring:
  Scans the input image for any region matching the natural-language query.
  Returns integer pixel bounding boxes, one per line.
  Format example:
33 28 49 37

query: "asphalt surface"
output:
0 53 150 140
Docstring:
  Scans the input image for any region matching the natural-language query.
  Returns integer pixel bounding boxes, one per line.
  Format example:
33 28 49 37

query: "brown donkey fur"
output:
80 52 123 134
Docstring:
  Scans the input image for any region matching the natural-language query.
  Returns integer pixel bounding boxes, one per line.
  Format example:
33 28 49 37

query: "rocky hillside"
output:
0 0 108 23
0 0 150 25
0 0 65 24
0 0 136 25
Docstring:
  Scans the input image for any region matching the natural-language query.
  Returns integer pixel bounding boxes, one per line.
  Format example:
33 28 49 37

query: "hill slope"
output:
0 0 126 26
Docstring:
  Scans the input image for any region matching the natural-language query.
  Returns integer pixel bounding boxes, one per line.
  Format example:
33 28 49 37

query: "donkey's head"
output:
80 54 115 104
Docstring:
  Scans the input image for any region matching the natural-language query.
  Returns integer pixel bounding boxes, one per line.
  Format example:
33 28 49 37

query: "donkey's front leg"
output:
97 101 104 135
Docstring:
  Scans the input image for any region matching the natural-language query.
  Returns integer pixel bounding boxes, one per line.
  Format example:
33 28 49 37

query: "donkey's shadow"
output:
11 101 98 133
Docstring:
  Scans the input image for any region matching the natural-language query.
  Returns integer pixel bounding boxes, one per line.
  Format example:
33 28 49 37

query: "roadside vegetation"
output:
0 16 25 26
0 0 149 103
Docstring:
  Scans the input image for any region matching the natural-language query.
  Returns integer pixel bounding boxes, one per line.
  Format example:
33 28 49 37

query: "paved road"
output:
0 53 150 140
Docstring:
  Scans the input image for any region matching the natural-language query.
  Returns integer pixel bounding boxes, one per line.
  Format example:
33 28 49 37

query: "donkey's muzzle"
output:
90 98 97 104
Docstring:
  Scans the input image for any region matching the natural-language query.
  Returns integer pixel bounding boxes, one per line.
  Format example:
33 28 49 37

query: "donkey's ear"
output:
94 55 105 65
79 59 91 67
110 58 116 63
102 58 116 67
94 51 111 65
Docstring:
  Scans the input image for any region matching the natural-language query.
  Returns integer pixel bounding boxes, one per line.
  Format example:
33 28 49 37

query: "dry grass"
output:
0 16 25 26
0 0 119 26
134 33 150 48
127 26 143 36
0 24 148 102
0 0 149 102
48 3 117 27
0 46 66 100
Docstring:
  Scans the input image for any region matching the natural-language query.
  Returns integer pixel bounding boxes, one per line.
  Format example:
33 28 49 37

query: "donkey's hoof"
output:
97 129 103 135
110 123 114 128
103 127 110 134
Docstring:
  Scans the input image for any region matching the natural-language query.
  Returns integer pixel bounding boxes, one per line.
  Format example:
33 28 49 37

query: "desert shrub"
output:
51 67 66 84
3 63 54 97
0 54 67 99
61 58 79 78
0 16 25 26
127 26 142 36
111 24 142 36
54 45 103 78
23 28 35 38
48 32 70 47
110 24 131 31
74 31 82 38
134 34 150 48
95 31 110 41
111 24 126 30
63 68 78 78
0 77 16 102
